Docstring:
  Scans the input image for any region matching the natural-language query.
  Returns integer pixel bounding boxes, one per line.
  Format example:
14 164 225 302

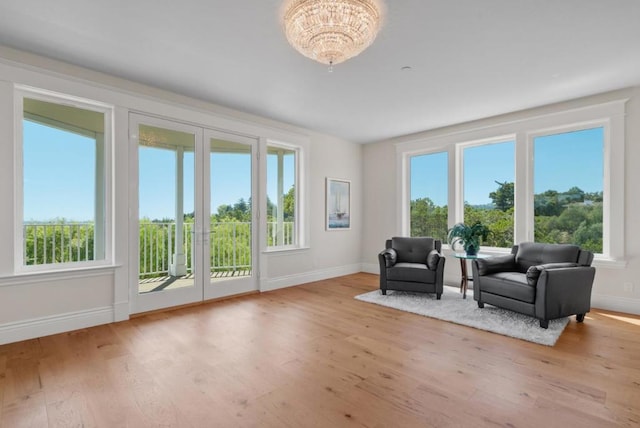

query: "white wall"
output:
260 132 363 290
0 46 363 344
362 87 640 315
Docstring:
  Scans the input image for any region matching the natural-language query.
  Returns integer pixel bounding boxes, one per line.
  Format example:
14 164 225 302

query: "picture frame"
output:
326 177 351 231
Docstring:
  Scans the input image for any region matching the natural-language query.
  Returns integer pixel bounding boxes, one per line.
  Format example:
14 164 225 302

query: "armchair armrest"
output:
534 266 596 321
474 254 517 276
379 248 397 268
426 249 442 270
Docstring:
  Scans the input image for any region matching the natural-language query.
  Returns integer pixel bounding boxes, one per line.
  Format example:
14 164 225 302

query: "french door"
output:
130 114 258 313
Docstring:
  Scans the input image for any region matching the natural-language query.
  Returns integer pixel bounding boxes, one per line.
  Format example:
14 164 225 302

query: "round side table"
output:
453 253 490 299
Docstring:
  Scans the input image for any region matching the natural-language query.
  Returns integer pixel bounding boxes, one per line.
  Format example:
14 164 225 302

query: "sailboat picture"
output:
326 177 351 230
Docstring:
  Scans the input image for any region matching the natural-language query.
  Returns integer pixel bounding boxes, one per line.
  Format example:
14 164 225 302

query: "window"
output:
533 127 604 253
266 145 297 247
19 93 111 269
462 140 515 248
398 99 624 262
409 152 448 241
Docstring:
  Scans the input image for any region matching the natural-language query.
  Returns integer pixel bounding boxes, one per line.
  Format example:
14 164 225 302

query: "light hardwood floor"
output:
1 273 639 427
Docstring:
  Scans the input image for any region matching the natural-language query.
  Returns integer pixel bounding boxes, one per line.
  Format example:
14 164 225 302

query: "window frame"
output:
262 138 306 252
14 86 114 273
456 135 516 251
397 99 627 266
526 121 610 257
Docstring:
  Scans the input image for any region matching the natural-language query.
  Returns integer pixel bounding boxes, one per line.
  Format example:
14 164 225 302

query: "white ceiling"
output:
1 0 639 143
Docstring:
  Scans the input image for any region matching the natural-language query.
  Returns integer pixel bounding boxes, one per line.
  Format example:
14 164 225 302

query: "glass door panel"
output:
130 114 256 312
204 131 257 299
131 114 203 313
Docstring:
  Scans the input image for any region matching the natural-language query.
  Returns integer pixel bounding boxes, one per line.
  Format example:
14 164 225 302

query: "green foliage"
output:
535 202 602 252
213 198 252 222
464 205 514 248
489 181 514 211
410 197 448 241
283 185 295 220
24 221 95 265
210 221 252 271
412 181 603 252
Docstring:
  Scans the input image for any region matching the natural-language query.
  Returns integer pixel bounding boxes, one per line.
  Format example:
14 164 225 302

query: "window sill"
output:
0 264 122 287
442 245 512 256
444 247 625 268
592 257 627 269
262 246 310 255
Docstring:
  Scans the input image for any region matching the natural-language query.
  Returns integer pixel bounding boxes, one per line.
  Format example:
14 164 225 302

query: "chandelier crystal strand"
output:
282 0 383 66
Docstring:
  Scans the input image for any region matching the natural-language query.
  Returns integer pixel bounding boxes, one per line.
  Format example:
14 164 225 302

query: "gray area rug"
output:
355 287 568 346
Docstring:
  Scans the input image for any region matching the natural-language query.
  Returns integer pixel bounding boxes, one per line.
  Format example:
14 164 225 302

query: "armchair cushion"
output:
478 272 535 303
515 242 581 272
391 237 435 264
426 250 441 270
475 254 517 276
526 262 580 286
386 263 436 283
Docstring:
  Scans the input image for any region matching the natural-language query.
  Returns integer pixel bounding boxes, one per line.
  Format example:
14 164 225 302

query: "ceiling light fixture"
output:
282 0 383 71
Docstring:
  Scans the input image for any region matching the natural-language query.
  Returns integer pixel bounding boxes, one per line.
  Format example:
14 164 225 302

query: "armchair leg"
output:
477 301 484 308
381 289 387 295
576 313 585 323
539 319 549 329
436 293 441 300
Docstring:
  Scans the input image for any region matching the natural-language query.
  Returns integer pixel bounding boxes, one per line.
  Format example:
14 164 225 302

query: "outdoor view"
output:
410 127 604 253
23 98 105 266
22 102 296 291
23 96 604 283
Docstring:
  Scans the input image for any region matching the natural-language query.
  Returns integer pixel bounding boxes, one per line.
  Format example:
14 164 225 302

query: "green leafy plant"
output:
447 221 490 255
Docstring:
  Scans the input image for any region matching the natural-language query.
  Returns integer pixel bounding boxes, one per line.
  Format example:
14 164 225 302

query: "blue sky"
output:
24 120 294 221
24 120 602 221
23 121 96 222
127 145 294 221
410 127 603 206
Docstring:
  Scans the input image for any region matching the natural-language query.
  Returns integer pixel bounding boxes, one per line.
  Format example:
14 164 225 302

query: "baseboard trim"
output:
4 273 633 346
0 306 115 345
261 264 362 292
361 263 378 274
592 294 640 315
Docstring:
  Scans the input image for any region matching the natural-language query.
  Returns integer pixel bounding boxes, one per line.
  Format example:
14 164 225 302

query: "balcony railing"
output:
24 221 294 279
24 222 95 265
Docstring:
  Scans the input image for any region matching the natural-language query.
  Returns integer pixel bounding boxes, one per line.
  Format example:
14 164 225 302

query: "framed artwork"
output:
326 177 351 230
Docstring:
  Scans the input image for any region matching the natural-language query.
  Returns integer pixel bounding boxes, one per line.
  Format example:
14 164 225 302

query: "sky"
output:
24 120 602 221
23 120 96 222
24 120 294 221
410 127 604 206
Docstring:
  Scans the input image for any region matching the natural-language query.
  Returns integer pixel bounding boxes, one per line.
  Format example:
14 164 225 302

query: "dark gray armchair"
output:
378 237 446 299
471 242 596 328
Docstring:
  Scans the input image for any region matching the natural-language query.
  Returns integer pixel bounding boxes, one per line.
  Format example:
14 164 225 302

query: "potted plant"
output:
447 222 490 256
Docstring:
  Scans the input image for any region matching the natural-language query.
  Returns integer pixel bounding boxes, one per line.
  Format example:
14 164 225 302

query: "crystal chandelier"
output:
282 0 383 69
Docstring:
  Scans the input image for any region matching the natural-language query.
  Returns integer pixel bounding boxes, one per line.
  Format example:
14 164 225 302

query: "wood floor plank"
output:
1 272 639 427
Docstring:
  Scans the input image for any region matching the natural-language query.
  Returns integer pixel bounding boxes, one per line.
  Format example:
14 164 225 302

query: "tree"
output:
464 204 514 248
283 185 295 220
410 197 448 241
564 186 585 203
489 181 514 211
535 190 563 216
